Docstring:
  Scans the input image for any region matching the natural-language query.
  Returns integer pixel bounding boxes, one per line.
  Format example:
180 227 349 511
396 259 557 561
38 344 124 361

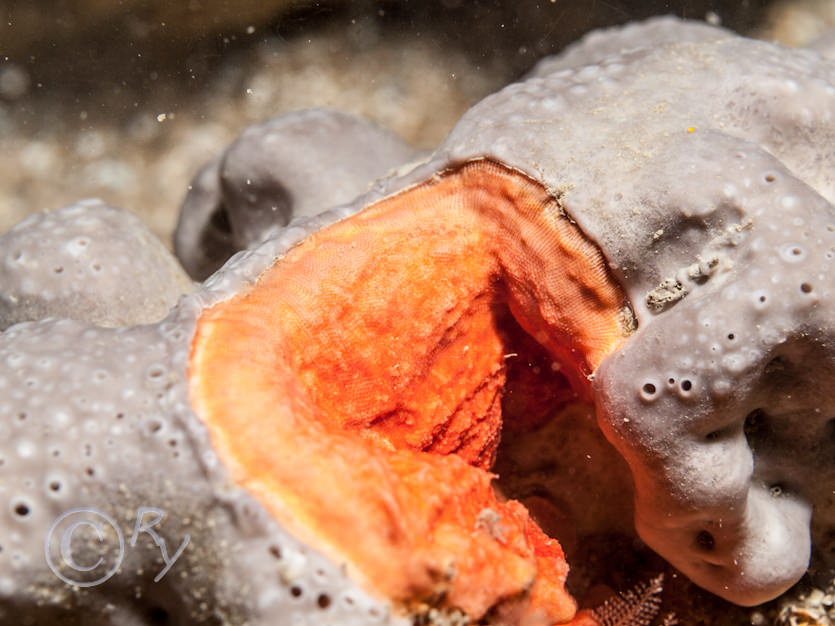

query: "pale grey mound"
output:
0 214 402 626
357 18 834 606
174 108 418 280
0 199 194 329
527 15 732 77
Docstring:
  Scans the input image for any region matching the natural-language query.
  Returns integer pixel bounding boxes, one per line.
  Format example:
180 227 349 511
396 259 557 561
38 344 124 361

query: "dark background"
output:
0 1 829 241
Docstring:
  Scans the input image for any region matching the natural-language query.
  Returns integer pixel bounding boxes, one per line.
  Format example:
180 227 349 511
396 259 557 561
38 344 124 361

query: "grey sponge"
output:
528 15 732 77
2 16 834 625
174 108 417 280
0 199 194 329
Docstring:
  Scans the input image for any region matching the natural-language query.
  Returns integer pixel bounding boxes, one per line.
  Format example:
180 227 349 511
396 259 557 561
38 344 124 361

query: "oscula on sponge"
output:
174 108 418 280
1 17 834 626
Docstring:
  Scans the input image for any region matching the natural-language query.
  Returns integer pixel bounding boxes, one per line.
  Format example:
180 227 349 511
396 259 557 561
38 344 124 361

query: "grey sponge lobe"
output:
527 15 732 77
174 108 418 280
593 155 835 605
0 199 194 329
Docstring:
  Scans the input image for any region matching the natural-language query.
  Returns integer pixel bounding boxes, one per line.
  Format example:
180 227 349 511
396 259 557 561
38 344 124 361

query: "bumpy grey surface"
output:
0 209 402 626
354 18 834 605
174 108 418 280
0 200 194 329
527 15 732 77
2 16 834 624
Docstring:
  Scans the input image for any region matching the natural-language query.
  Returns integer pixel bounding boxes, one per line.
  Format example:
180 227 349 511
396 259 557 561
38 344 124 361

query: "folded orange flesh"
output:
189 160 629 624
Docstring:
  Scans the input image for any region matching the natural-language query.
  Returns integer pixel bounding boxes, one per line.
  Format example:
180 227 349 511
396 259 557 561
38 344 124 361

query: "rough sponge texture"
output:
357 18 834 605
0 223 404 626
174 108 418 280
0 199 194 329
2 16 834 624
527 15 732 77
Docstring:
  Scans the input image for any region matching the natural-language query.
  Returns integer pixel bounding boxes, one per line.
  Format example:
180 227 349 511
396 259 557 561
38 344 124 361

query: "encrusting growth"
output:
189 159 631 624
